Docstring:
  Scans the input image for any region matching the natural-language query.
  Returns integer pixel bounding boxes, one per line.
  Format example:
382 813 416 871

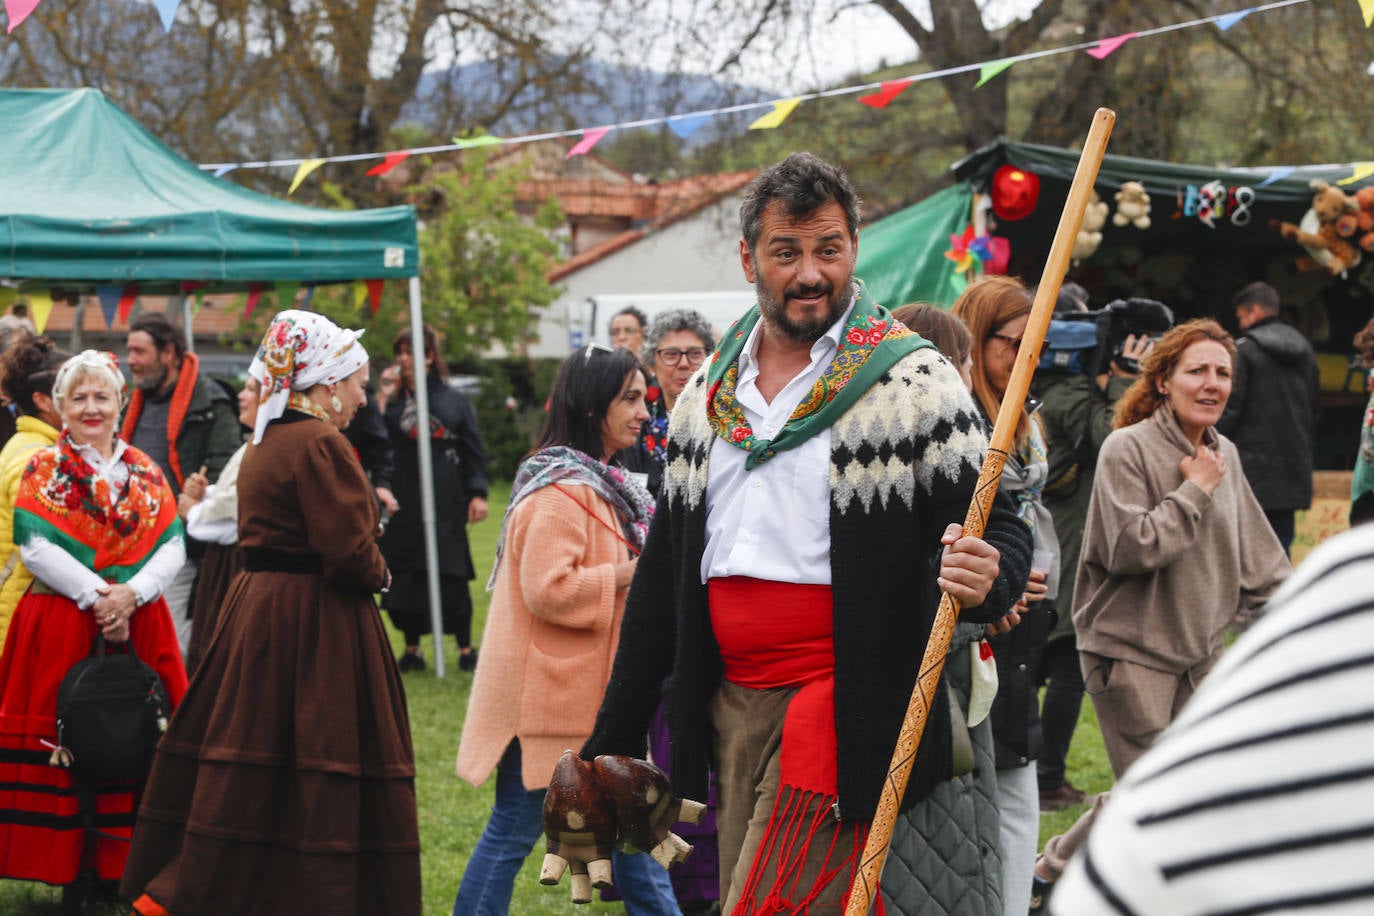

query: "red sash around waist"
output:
708 577 833 689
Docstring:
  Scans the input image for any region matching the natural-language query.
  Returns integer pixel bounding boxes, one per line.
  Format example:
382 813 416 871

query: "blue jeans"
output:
453 740 682 915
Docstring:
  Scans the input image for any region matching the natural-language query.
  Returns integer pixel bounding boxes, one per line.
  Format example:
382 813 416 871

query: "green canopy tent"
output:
0 87 456 675
857 138 1374 470
859 139 1374 319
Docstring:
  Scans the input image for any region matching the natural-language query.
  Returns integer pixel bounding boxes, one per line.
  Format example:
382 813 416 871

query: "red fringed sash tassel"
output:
709 577 885 912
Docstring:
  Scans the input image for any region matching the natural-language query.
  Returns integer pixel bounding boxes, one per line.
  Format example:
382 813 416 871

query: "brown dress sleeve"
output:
297 431 388 592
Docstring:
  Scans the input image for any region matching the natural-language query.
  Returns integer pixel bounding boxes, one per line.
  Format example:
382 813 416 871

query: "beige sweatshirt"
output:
1073 407 1290 674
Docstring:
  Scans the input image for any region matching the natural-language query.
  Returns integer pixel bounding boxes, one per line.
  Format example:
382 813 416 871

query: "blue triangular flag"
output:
1215 9 1253 30
154 0 180 30
667 114 711 140
213 164 238 178
1255 165 1296 188
300 286 315 309
95 285 122 328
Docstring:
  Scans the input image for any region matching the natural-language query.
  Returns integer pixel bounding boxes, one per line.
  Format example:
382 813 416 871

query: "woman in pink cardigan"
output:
453 344 681 915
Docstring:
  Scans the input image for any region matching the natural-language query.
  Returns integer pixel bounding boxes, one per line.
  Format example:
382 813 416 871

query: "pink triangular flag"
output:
1087 32 1139 59
366 152 411 177
566 128 610 159
5 0 42 32
859 80 914 110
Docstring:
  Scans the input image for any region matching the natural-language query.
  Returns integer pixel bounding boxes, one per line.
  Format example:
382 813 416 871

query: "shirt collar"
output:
71 436 128 469
738 284 858 376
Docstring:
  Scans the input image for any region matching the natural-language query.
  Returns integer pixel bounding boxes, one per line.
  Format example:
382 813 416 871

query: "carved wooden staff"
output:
845 107 1116 915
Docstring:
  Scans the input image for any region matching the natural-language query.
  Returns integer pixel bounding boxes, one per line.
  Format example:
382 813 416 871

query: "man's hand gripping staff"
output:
541 751 706 903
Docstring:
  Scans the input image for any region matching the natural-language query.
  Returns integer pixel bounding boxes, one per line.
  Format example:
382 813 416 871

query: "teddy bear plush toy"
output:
1271 179 1361 276
1113 181 1152 229
1350 186 1374 253
1073 189 1109 261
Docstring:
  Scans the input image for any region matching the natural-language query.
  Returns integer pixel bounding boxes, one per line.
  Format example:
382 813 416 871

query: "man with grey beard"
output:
121 311 240 657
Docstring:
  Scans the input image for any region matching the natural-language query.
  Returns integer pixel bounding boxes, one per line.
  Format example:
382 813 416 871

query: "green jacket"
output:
120 352 242 491
1029 372 1133 638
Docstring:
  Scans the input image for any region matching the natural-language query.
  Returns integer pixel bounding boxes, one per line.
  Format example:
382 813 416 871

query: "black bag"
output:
56 635 169 782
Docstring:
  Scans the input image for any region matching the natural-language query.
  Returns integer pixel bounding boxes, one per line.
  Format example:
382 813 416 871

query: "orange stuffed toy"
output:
1271 179 1362 276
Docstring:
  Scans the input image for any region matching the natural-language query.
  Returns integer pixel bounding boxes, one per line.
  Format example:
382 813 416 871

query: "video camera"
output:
1040 297 1175 377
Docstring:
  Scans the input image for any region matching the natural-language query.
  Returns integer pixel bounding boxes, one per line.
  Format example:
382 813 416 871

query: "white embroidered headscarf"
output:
248 310 367 444
53 350 127 413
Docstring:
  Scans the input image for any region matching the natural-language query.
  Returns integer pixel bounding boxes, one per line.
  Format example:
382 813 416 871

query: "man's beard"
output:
757 275 854 343
134 363 168 393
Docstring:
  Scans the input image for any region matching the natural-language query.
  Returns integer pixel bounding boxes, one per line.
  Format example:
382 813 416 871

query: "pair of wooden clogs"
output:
541 751 706 903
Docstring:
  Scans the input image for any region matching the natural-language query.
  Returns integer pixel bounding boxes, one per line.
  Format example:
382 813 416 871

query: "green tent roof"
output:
858 139 1374 310
0 88 418 290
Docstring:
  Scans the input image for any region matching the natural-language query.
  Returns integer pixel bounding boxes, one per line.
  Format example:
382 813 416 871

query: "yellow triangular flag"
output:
0 288 14 314
975 59 1015 88
287 158 327 196
1337 162 1374 186
27 290 53 334
353 280 368 311
749 98 801 130
1360 0 1374 27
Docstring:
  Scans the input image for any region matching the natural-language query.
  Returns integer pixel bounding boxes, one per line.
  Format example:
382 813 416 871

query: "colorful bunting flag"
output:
859 80 914 109
117 285 139 324
352 281 368 312
452 135 502 149
566 127 610 159
1361 0 1374 27
95 285 122 328
1337 162 1374 186
300 286 315 309
364 279 385 313
749 98 801 130
244 284 264 319
27 290 53 334
287 159 326 196
213 164 238 178
1087 32 1139 59
975 59 1015 88
0 288 14 314
365 152 411 177
153 0 179 30
4 0 41 33
667 114 711 140
1254 165 1296 188
274 281 300 307
1214 8 1254 30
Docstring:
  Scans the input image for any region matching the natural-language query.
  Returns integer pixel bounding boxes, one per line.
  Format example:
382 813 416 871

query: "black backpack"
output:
56 635 169 783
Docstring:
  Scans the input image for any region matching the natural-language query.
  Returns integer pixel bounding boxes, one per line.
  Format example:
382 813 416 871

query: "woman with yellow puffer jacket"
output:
0 334 70 647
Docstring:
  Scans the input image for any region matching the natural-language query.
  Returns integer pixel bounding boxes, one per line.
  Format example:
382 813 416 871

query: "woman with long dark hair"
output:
453 343 679 915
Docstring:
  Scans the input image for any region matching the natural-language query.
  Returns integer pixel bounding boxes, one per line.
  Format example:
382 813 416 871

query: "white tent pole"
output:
408 276 446 679
181 294 194 352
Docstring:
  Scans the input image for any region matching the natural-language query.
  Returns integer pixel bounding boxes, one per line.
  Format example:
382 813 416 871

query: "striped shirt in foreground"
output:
1052 524 1374 916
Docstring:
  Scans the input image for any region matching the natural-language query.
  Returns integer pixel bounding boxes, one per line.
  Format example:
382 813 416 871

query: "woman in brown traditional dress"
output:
123 310 419 916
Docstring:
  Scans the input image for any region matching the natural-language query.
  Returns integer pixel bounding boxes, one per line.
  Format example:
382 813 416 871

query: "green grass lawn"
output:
0 479 1115 913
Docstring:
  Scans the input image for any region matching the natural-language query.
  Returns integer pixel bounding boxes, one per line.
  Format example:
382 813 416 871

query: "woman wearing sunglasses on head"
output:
952 275 1059 916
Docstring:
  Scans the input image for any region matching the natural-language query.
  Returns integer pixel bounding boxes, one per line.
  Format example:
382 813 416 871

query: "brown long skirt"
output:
121 569 420 916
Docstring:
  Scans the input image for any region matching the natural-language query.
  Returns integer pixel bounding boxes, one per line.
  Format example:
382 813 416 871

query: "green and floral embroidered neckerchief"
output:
705 280 933 469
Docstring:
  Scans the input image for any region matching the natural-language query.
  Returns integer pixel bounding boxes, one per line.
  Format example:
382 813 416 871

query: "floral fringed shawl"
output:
13 433 182 583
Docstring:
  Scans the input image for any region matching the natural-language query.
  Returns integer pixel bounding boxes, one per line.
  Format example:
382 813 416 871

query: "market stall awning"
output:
0 88 418 289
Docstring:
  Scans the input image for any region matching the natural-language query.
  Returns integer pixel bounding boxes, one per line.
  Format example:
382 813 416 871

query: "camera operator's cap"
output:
991 165 1041 221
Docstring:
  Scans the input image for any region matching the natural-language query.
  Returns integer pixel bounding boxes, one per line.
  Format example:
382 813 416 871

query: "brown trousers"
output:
711 680 855 914
1039 646 1224 880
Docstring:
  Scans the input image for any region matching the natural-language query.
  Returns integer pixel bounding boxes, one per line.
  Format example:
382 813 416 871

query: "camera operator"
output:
1027 283 1154 812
